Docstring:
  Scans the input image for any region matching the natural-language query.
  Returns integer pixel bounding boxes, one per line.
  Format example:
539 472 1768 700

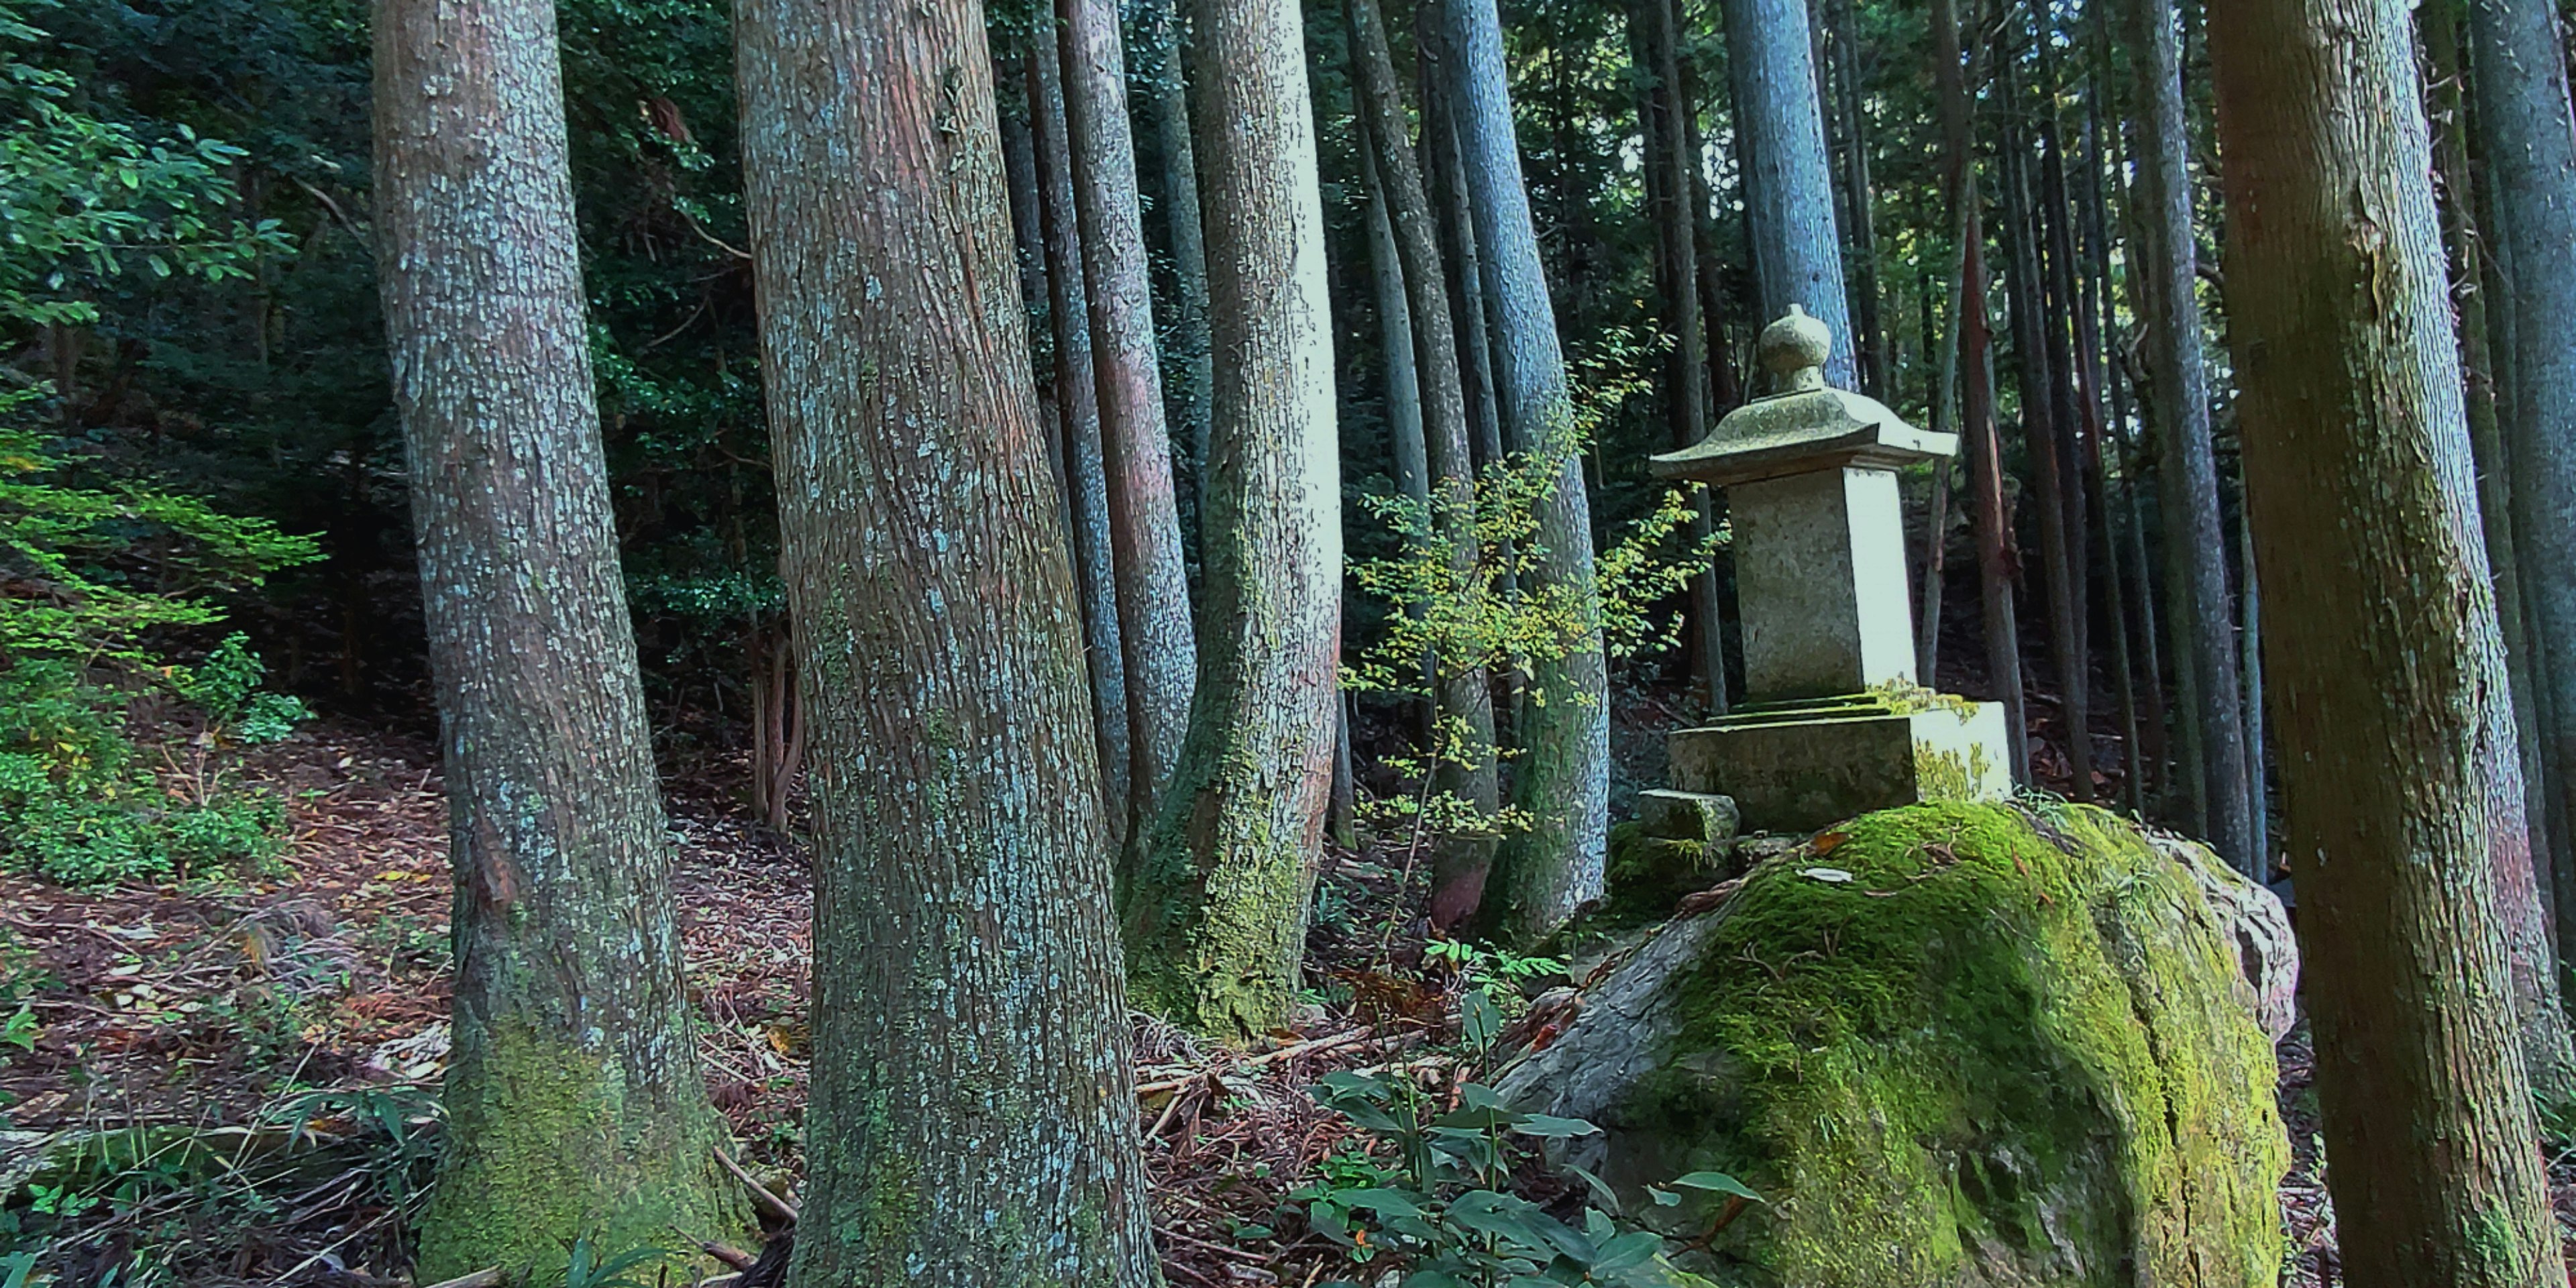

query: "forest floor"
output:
0 722 2569 1286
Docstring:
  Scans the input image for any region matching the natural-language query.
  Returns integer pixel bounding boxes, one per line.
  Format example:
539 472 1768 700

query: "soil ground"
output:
2 721 2569 1286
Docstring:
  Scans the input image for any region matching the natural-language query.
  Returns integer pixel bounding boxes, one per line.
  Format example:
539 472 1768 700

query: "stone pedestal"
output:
1668 696 2012 835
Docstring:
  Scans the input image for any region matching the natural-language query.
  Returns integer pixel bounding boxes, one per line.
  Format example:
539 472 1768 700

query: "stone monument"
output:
1650 306 2014 831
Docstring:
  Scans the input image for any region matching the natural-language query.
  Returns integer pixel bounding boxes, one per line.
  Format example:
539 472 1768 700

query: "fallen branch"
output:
419 1270 504 1288
1134 1028 1381 1096
714 1143 800 1225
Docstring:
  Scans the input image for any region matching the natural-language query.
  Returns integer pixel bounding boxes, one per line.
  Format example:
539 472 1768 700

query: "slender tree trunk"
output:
1134 0 1216 531
1823 0 1887 396
1360 144 1429 511
2426 0 2565 953
373 0 745 1275
1719 0 1853 386
1438 0 1610 939
1420 23 1507 477
2073 92 2141 813
1631 0 1723 716
1678 57 1737 714
1061 0 1197 838
1917 221 1965 686
1348 0 1501 928
735 0 1159 1277
2129 0 2253 868
1124 0 1340 1041
2001 116 2092 802
1934 0 2029 785
2207 1 2565 1279
2463 0 2576 1102
1030 34 1136 842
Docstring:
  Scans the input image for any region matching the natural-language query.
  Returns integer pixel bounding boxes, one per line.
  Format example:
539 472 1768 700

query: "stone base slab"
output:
1668 696 2012 833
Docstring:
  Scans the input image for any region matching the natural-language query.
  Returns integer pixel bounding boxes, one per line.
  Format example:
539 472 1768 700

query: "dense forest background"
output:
15 0 2576 1282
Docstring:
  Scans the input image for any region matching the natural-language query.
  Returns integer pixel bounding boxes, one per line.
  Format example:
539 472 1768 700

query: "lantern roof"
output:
1650 306 1956 487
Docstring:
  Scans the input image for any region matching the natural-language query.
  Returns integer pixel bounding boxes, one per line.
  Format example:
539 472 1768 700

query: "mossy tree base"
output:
416 1018 747 1281
1499 802 2291 1287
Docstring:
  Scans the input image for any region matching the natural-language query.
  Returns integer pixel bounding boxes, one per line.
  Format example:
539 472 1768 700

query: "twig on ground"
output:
715 1142 800 1224
1135 1028 1381 1096
418 1270 504 1288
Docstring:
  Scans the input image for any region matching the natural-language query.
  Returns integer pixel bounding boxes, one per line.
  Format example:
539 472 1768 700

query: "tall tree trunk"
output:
1134 0 1216 532
2207 0 2566 1279
1679 56 1738 714
372 0 745 1275
1917 218 1965 686
1348 0 1501 928
1124 0 1341 1041
1360 143 1429 511
1419 23 1507 476
1934 0 2029 785
1718 0 1853 387
1438 0 1610 939
1823 0 1887 396
1631 0 1724 716
2464 0 2576 1103
2426 0 2565 954
1030 33 1136 842
2000 115 2092 802
2129 0 2253 867
734 0 1159 1277
1061 0 1197 838
2073 91 2141 813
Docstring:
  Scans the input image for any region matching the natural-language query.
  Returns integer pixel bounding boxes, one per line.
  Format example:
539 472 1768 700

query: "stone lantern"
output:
1650 306 2013 832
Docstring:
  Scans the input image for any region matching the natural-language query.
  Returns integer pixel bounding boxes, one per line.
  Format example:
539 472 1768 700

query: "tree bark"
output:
2462 0 2576 1104
734 0 1159 1278
1133 0 1216 531
1124 0 1341 1042
1030 32 1136 844
2206 1 2567 1281
1347 0 1501 929
1437 0 1610 940
1060 0 1198 839
1933 0 2029 786
372 0 745 1274
2426 0 2561 943
2128 0 2253 868
1718 0 1854 387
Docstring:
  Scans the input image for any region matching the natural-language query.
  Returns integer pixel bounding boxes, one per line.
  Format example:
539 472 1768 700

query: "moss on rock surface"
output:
1498 801 2289 1287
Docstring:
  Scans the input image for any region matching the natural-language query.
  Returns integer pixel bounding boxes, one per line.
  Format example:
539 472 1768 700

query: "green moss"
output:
1586 822 1731 932
1622 802 2286 1286
416 1017 746 1281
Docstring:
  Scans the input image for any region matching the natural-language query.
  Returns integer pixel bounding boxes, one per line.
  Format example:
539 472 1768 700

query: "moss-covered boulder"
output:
1495 801 2290 1287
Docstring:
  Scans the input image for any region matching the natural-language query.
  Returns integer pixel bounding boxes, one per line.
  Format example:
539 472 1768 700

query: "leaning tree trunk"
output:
2206 1 2567 1281
2128 0 2253 869
1348 0 1501 930
1029 28 1136 845
2463 0 2576 1106
1123 0 1341 1042
733 0 1159 1278
372 0 744 1275
1060 0 1198 843
1719 0 1854 387
1439 0 1611 941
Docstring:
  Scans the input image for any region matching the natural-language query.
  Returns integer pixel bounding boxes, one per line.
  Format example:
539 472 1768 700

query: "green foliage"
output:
0 0 288 327
0 653 297 885
1295 1070 1744 1288
545 1236 682 1288
1348 335 1717 847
